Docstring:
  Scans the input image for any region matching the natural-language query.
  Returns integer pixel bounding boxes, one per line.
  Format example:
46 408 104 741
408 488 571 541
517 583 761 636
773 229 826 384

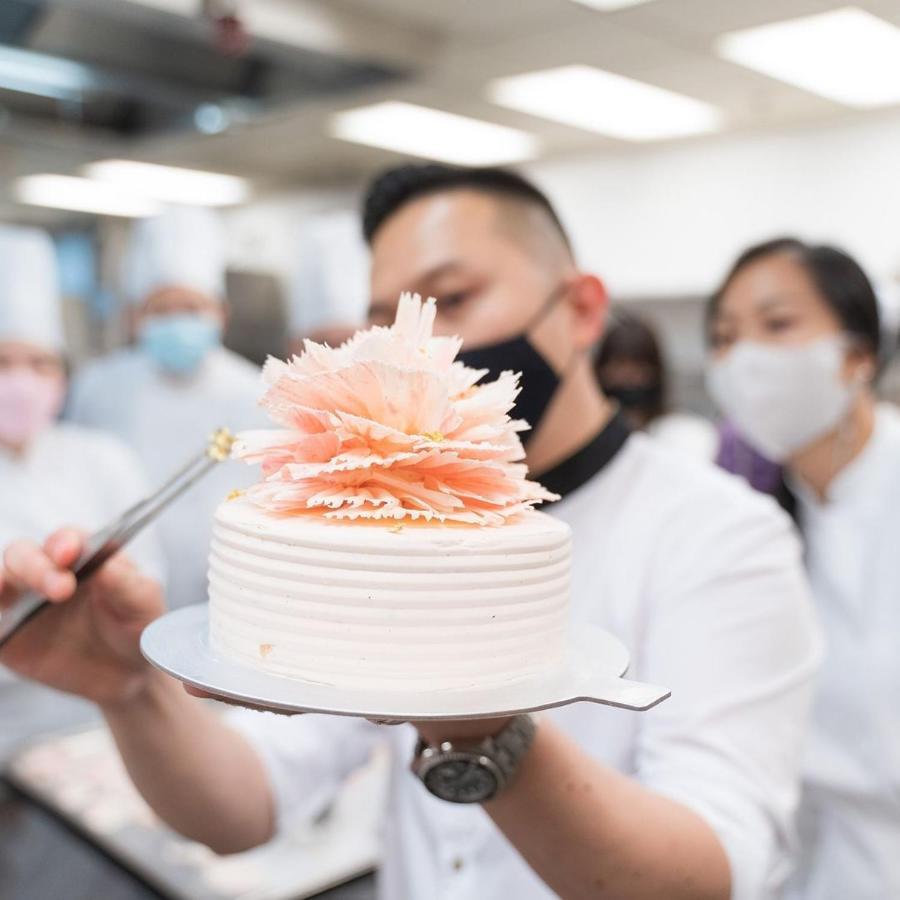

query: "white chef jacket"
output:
0 422 165 745
0 422 164 581
229 431 822 900
67 346 268 610
784 406 900 900
647 411 718 460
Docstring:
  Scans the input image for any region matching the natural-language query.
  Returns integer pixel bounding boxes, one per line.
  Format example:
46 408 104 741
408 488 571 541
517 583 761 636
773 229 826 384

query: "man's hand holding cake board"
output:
0 529 164 707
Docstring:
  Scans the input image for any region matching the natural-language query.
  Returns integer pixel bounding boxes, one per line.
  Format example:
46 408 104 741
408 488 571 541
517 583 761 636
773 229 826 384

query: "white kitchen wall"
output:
526 109 900 302
221 186 359 279
217 108 900 357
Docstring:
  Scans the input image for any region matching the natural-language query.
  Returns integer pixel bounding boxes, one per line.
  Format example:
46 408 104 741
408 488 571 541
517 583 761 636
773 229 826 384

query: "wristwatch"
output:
411 714 537 804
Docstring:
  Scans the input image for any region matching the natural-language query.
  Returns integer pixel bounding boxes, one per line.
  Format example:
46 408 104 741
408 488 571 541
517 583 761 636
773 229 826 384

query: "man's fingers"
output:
44 570 77 601
3 540 76 603
88 554 161 623
184 685 216 700
44 529 85 570
182 684 303 717
0 572 15 610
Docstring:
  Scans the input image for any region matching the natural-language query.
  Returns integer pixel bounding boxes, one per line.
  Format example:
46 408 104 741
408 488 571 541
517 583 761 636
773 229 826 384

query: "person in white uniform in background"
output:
706 236 900 900
2 167 822 900
594 310 717 459
0 225 164 753
67 206 266 610
287 209 371 353
874 281 900 410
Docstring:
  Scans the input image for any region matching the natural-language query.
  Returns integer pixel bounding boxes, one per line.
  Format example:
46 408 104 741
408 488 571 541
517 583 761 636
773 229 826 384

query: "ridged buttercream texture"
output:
209 499 571 690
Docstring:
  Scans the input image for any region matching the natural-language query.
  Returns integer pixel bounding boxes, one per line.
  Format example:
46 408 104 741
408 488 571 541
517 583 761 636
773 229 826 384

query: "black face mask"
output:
602 383 662 415
457 286 564 446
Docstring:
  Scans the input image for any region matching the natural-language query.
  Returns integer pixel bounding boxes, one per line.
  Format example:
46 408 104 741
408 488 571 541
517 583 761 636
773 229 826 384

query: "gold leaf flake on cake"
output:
259 643 274 658
389 524 404 533
207 427 236 462
226 489 245 502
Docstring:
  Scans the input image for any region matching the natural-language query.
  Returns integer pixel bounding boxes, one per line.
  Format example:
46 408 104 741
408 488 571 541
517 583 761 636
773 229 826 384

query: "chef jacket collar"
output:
539 407 631 503
789 406 899 514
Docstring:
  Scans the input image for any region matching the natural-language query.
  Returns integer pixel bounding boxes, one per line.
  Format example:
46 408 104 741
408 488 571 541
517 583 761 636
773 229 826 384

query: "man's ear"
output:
566 273 608 350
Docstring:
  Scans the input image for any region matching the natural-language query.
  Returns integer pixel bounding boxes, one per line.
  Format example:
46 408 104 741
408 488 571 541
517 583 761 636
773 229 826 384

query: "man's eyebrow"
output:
372 261 468 310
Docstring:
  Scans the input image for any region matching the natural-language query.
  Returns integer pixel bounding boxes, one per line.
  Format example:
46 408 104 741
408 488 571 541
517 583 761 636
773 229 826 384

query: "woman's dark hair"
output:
594 311 668 421
707 237 882 361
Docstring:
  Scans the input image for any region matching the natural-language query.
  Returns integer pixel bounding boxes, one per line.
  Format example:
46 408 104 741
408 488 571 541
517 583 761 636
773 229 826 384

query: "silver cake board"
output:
141 604 670 721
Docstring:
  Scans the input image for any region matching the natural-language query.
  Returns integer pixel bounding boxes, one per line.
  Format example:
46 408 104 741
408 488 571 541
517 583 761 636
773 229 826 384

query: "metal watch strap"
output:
414 714 537 784
484 714 537 783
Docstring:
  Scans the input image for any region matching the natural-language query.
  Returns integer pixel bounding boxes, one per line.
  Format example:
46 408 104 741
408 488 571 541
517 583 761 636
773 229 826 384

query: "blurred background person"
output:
0 224 164 753
594 310 717 458
705 237 900 900
67 206 266 610
287 209 371 353
873 280 900 409
714 419 787 504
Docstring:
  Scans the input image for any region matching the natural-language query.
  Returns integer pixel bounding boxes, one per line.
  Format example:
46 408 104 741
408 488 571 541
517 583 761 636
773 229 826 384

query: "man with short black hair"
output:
1 164 821 900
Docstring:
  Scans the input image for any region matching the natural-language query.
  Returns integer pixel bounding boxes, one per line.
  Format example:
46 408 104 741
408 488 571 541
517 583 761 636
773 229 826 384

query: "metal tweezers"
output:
0 428 235 650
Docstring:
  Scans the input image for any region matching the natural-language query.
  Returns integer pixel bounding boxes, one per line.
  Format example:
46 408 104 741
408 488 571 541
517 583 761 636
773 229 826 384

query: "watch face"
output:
423 756 500 804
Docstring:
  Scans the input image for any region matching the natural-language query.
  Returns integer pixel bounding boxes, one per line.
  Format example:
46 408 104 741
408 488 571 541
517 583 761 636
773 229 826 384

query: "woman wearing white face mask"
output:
706 237 899 900
0 225 165 753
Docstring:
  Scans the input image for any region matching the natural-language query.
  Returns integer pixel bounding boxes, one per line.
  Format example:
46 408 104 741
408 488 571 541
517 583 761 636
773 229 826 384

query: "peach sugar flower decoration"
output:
233 292 557 525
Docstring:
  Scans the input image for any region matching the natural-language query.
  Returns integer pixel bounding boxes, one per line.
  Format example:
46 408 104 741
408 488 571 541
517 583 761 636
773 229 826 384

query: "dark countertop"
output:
0 681 377 900
0 782 376 900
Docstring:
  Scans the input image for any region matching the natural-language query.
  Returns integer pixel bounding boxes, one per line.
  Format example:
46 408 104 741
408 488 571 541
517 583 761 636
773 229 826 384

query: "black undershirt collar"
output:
538 408 632 503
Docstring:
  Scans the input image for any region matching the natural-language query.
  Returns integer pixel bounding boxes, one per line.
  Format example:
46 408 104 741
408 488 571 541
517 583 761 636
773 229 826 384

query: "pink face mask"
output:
0 369 65 448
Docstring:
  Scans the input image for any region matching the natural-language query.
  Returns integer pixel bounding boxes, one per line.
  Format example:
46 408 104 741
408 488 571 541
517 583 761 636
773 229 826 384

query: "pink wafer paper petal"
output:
234 292 558 524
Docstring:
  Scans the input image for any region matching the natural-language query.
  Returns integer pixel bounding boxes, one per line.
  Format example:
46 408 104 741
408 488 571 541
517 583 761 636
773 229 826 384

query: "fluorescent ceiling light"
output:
489 65 721 141
716 7 900 108
569 0 653 10
83 160 250 206
15 175 161 218
330 101 540 166
0 46 95 101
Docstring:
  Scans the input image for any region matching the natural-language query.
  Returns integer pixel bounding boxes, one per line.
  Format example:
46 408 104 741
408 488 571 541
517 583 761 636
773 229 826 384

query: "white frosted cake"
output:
209 502 570 690
209 293 568 691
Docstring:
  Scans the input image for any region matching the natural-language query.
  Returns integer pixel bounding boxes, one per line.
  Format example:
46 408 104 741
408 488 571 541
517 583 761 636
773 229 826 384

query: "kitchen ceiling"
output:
2 0 900 222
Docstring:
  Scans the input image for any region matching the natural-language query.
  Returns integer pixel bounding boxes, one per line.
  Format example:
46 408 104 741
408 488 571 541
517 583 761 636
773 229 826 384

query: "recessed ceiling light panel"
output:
716 7 900 108
84 160 250 207
489 65 722 141
330 101 541 166
15 175 162 218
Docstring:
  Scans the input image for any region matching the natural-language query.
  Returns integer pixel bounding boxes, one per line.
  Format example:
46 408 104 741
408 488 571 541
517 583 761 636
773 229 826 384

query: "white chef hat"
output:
0 224 65 352
288 210 370 337
122 205 226 305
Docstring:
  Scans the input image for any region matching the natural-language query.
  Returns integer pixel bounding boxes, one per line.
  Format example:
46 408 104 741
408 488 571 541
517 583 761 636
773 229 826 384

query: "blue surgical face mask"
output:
139 313 222 374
